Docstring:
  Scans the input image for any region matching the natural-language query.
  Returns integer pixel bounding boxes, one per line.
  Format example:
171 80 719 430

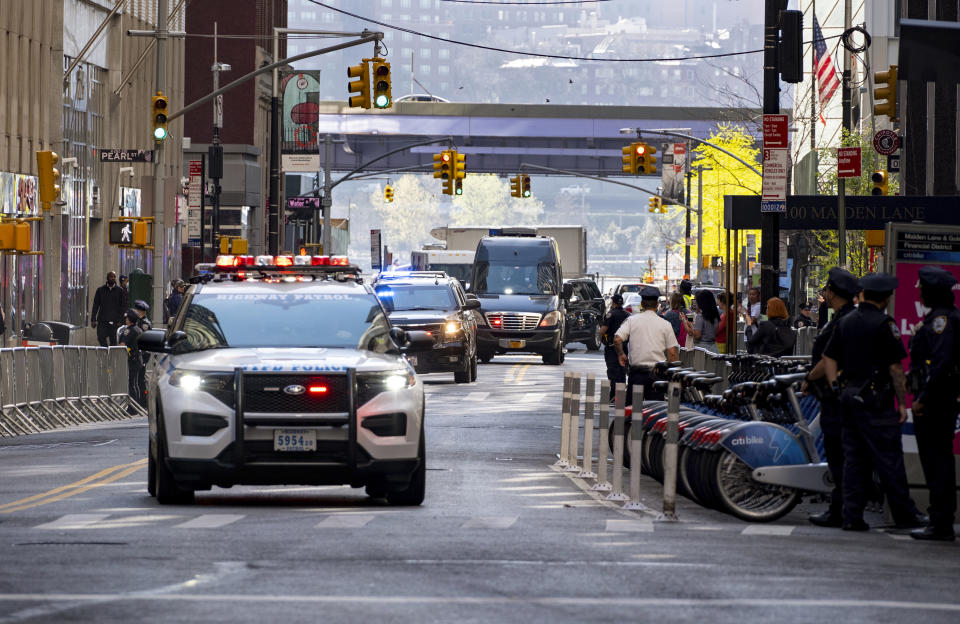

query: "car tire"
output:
542 346 565 365
479 352 493 364
584 329 601 351
454 366 470 383
365 484 386 499
147 447 157 497
154 408 195 505
469 354 478 381
386 427 425 506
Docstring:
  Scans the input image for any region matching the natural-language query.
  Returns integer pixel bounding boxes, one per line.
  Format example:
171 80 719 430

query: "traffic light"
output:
621 143 637 174
874 65 898 122
384 184 394 203
347 60 371 109
36 150 60 208
521 175 531 198
648 196 661 213
371 59 392 109
132 221 149 247
152 92 168 141
435 150 453 195
871 170 889 196
638 142 658 174
452 150 465 179
0 222 13 249
454 178 463 196
509 175 522 198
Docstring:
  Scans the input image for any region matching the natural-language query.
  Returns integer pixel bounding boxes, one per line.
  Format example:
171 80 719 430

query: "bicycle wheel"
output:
713 449 801 522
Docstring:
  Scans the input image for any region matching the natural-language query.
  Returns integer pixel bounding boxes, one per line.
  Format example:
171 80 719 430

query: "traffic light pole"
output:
837 0 852 267
684 164 692 278
760 0 783 310
151 0 168 327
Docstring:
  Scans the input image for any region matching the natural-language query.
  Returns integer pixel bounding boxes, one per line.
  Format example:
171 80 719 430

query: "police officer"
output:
804 268 861 528
908 266 959 542
599 293 629 402
118 309 145 411
822 273 925 531
613 285 679 404
132 300 152 405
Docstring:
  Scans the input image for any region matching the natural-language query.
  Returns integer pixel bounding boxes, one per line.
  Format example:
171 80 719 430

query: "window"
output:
438 48 450 60
420 48 431 59
420 64 431 75
420 0 432 7
438 65 449 75
400 0 411 7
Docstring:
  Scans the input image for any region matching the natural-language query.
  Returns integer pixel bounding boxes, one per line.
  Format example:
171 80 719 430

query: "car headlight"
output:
443 320 461 335
539 311 561 328
168 370 235 402
357 368 417 405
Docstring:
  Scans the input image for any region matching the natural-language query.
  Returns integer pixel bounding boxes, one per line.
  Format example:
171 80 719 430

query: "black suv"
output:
374 271 482 383
563 278 604 351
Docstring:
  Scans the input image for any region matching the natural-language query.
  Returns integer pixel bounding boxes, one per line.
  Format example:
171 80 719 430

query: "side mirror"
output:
568 295 580 304
561 283 574 300
139 329 169 353
389 327 407 347
463 298 481 311
402 329 434 353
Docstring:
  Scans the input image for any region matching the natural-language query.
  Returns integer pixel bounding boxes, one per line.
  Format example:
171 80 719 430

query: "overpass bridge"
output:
288 101 761 177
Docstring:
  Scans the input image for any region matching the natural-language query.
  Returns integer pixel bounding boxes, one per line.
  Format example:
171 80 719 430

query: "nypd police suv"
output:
139 255 432 506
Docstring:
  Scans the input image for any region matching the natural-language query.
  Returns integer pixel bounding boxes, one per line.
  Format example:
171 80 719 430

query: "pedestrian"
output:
908 266 960 542
739 286 762 325
613 285 680 404
678 279 694 312
822 272 926 532
598 293 629 403
816 290 830 329
118 274 130 309
715 292 732 354
163 280 186 324
117 309 145 410
661 292 686 343
746 297 796 357
91 271 125 346
682 290 720 352
794 303 816 329
804 268 861 528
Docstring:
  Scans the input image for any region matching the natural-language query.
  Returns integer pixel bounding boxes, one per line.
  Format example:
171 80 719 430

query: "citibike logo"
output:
729 435 765 446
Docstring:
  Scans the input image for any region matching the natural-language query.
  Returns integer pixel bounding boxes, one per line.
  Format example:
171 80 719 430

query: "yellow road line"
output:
514 364 531 383
0 458 148 514
505 364 520 382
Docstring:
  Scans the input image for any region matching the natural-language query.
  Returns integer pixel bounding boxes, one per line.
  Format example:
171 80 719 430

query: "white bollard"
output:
556 372 573 466
607 382 629 501
580 374 597 479
623 385 645 510
592 380 612 491
660 380 681 521
565 375 582 472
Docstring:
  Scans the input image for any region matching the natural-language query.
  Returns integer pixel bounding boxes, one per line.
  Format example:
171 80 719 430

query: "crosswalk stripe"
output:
461 516 517 529
521 392 546 403
741 525 795 536
35 514 110 530
315 514 375 529
606 519 654 533
175 514 245 529
465 392 490 401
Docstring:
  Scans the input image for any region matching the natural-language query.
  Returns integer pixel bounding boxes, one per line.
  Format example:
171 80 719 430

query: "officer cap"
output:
133 299 150 312
119 274 128 281
860 272 898 294
124 309 140 323
918 265 958 290
825 267 861 298
640 285 661 299
610 293 624 305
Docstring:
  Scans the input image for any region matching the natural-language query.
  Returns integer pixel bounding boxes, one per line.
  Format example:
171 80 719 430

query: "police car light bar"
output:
203 255 357 273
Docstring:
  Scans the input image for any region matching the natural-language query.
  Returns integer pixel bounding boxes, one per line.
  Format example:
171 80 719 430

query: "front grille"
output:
243 374 350 413
485 312 541 331
391 322 444 344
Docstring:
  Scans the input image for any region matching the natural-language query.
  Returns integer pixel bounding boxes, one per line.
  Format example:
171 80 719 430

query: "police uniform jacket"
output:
909 305 960 404
602 307 629 348
118 324 144 365
811 302 856 365
824 303 906 385
614 310 679 368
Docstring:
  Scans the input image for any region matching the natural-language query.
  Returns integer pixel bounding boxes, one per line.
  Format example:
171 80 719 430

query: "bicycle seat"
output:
652 380 670 393
692 376 724 390
772 372 808 389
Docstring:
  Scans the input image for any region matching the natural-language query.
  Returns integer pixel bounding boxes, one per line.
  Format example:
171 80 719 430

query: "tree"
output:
449 174 544 226
370 175 443 257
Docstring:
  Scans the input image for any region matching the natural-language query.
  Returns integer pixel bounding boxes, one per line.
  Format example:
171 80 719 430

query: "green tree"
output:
449 174 544 225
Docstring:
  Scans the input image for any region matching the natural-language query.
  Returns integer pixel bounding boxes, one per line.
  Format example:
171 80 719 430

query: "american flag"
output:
813 16 840 119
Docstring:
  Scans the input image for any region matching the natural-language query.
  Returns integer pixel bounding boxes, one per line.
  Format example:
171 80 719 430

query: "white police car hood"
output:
163 347 408 374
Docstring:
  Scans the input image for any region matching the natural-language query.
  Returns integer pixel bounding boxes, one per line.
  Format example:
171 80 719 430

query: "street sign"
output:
99 149 154 163
762 114 789 149
873 129 900 156
837 147 862 178
370 229 382 271
187 160 203 245
286 196 322 210
761 147 788 213
887 153 901 173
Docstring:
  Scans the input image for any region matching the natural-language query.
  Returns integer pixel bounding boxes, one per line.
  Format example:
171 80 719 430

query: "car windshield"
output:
619 284 644 293
173 292 392 353
374 284 456 311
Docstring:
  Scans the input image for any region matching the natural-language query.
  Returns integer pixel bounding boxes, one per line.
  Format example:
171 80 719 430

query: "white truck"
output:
429 225 587 278
409 248 475 284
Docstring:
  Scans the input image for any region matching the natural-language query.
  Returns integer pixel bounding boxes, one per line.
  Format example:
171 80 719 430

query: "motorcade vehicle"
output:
373 271 481 383
622 292 644 314
139 254 433 506
431 225 587 278
469 229 569 365
562 277 604 350
410 249 475 284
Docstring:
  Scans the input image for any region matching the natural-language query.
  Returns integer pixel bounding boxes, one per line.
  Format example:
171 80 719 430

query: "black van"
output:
470 230 570 365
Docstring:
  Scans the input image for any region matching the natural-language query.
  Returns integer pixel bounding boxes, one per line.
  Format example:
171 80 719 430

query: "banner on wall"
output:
120 186 142 217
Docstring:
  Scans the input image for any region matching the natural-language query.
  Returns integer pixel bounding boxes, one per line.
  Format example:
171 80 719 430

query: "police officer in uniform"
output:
908 266 960 542
118 309 145 411
613 286 679 404
599 293 629 403
822 273 925 531
805 268 861 527
132 300 152 405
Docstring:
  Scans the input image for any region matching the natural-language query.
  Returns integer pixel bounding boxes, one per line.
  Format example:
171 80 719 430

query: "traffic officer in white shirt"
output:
613 285 680 403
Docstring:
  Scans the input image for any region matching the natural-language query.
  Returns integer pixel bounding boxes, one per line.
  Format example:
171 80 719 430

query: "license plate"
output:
273 429 316 452
500 339 525 349
407 355 418 366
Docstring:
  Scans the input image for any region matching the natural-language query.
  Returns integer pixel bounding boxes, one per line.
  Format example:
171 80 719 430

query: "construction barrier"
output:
0 346 142 437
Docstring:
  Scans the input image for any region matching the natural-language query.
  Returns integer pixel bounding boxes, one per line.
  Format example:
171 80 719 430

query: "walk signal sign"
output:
152 92 168 141
109 219 153 248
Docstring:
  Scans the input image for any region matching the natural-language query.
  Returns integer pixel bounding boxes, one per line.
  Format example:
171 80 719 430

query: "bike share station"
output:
555 196 960 523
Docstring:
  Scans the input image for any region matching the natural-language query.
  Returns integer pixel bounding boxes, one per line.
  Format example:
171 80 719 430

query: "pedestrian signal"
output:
133 221 149 246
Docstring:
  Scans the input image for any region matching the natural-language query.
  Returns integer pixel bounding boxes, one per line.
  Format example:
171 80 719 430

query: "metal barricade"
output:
2 349 37 434
62 345 95 423
25 347 68 428
107 346 138 415
0 349 27 436
12 347 48 429
96 347 130 418
82 346 118 421
37 346 75 426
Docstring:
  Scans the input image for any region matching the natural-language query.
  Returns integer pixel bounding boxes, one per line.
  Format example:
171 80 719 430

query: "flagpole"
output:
810 0 817 195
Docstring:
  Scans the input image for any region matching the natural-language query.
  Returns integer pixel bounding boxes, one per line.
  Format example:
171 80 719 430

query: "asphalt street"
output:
1 347 958 624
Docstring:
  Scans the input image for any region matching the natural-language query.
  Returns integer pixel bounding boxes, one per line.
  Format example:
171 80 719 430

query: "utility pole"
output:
210 22 228 256
760 0 783 309
321 134 334 255
837 0 852 267
684 158 692 278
